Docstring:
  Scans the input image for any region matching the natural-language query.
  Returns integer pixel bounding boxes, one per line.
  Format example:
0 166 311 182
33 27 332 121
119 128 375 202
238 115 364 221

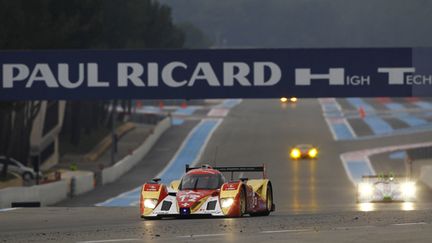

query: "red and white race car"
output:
140 164 275 219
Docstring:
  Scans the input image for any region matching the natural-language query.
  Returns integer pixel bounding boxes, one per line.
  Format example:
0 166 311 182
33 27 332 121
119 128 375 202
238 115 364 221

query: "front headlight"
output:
358 183 373 197
221 198 234 208
401 182 416 198
290 149 301 159
143 198 158 209
280 97 288 103
290 97 298 102
308 148 318 158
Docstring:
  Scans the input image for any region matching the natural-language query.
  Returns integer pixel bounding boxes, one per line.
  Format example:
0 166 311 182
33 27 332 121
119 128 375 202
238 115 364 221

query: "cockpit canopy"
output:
179 172 225 190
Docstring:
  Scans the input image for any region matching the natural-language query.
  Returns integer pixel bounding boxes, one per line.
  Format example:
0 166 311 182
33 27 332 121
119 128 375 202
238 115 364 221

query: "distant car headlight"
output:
358 183 374 197
401 182 416 198
143 199 158 209
308 148 318 158
290 97 298 102
280 97 288 103
221 198 235 208
290 149 301 159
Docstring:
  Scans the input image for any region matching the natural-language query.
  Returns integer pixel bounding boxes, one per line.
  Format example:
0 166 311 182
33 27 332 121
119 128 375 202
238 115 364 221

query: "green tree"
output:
99 0 184 48
178 22 213 48
0 101 41 177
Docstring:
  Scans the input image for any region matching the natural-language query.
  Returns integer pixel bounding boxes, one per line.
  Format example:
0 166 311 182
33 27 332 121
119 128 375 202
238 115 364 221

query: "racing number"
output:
179 194 201 202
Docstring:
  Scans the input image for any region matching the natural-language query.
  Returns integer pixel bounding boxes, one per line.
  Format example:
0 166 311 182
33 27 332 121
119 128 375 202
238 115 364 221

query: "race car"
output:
289 144 319 159
280 97 298 103
357 174 416 203
140 164 275 219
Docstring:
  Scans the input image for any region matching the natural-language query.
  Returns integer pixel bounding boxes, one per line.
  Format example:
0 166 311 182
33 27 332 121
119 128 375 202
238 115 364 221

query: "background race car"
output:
290 144 319 160
357 174 417 203
280 97 298 103
140 164 275 219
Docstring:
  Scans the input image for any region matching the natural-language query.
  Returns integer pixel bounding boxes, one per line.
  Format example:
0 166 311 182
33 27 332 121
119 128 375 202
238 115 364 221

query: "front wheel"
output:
22 172 34 182
239 188 246 216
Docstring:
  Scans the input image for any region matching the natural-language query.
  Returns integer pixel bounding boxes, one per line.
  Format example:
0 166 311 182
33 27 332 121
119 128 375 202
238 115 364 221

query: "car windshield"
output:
179 173 225 190
298 145 312 150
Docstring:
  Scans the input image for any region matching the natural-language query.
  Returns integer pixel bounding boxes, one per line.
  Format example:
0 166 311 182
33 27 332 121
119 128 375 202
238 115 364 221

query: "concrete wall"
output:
420 163 432 189
102 117 171 185
0 180 68 208
61 171 95 196
0 171 95 208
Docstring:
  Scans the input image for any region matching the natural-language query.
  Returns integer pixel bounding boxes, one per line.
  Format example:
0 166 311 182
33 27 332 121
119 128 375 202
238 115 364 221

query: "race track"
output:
1 99 432 242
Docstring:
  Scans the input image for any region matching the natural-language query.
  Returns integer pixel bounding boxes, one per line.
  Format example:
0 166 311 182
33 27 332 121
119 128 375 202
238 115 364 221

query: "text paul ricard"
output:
1 62 431 88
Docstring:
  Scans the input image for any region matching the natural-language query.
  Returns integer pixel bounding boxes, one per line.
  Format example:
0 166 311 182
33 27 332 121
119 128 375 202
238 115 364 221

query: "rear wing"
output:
185 164 267 179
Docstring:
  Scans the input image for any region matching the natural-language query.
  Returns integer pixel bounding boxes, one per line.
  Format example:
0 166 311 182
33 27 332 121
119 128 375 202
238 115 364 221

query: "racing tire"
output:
22 172 34 182
239 187 246 217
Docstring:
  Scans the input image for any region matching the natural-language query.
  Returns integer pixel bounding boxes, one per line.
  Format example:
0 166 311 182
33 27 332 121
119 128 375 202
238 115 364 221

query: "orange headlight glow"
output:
290 148 301 159
308 148 318 158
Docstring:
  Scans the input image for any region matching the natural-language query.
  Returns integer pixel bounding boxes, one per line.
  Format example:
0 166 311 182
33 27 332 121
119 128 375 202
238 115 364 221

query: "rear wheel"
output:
22 172 33 182
262 185 273 216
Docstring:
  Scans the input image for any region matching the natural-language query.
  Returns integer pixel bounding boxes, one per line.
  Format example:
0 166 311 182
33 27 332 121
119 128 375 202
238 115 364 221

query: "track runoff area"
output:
1 48 432 242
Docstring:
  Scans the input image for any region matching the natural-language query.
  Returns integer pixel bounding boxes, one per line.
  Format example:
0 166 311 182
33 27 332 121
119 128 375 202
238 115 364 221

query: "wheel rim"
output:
23 173 32 181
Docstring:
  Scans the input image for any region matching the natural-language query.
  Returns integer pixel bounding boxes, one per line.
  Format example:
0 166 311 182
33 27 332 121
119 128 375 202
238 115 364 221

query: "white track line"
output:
319 98 356 140
260 229 312 234
77 239 142 243
393 222 427 226
207 108 229 117
0 208 19 212
177 233 227 238
334 225 375 230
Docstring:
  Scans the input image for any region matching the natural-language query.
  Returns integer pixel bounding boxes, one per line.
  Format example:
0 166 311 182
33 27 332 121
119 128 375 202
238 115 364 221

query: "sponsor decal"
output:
0 62 280 89
1 48 431 100
4 64 430 89
222 183 239 191
177 191 207 203
144 184 160 192
295 67 432 86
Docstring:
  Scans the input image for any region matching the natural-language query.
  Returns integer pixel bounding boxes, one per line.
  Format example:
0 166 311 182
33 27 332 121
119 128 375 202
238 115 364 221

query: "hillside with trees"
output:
161 0 432 48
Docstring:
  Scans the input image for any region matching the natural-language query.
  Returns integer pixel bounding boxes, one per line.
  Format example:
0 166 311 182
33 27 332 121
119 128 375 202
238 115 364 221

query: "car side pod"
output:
247 179 275 216
140 181 168 218
220 181 243 217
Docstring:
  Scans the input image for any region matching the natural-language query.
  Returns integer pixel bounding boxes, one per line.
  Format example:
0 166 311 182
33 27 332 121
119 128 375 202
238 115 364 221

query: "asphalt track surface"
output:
2 99 432 242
